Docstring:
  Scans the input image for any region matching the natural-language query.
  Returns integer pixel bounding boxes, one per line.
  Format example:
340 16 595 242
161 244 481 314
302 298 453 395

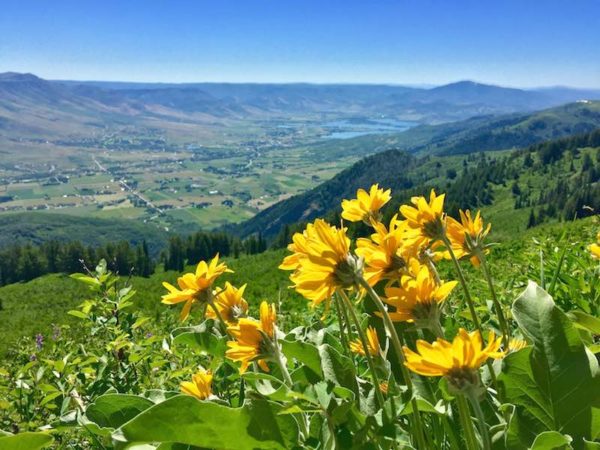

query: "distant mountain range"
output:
2 72 600 141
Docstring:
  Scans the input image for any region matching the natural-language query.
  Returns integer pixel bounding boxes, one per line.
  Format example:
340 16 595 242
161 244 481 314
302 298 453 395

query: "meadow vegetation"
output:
0 185 598 449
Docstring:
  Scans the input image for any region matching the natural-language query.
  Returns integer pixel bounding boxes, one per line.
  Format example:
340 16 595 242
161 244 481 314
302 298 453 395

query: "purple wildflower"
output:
35 333 44 350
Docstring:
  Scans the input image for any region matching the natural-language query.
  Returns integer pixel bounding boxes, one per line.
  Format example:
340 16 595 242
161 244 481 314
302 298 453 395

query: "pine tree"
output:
527 209 536 229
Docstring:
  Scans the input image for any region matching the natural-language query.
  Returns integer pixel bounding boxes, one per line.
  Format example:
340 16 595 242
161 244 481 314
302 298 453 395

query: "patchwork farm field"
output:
0 115 405 232
0 137 359 232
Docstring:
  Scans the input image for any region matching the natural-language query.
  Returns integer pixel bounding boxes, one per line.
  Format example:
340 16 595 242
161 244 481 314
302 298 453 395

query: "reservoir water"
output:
322 118 417 140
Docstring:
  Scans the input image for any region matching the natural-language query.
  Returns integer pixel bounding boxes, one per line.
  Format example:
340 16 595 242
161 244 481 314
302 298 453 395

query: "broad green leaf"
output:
113 395 299 449
584 439 600 449
40 391 62 406
172 325 226 358
0 432 53 450
70 273 101 286
242 372 289 402
589 344 600 354
567 310 600 335
530 431 573 450
87 394 154 429
132 317 150 330
281 339 323 379
500 282 600 449
67 310 88 319
318 344 358 395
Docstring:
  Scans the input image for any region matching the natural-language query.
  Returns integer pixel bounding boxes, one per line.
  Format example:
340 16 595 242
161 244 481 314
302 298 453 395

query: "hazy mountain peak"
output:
0 72 43 82
431 80 524 93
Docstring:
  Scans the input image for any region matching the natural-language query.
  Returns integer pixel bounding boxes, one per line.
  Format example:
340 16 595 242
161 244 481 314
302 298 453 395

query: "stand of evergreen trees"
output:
0 240 154 286
516 131 600 226
160 231 266 271
0 230 269 287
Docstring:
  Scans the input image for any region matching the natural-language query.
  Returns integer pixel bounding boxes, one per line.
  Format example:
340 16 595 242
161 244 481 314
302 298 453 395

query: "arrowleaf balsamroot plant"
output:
1 186 599 450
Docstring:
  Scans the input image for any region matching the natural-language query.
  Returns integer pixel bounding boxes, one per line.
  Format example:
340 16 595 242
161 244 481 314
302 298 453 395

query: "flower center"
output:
423 216 445 239
388 253 406 273
333 254 363 288
229 305 246 322
446 367 480 393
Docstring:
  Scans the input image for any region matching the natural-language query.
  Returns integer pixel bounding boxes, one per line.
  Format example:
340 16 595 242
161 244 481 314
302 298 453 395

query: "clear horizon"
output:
1 0 599 88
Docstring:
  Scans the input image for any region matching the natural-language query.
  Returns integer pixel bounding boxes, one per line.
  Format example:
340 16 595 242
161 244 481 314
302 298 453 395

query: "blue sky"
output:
1 0 599 87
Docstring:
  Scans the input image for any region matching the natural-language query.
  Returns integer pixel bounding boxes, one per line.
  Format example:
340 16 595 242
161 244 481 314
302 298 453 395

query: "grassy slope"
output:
1 217 597 358
0 249 304 356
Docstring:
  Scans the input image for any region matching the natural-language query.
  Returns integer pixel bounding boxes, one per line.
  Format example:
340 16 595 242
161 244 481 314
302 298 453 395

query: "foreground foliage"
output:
1 186 599 449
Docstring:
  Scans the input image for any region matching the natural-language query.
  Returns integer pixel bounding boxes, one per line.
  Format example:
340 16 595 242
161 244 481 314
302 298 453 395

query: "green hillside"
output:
0 249 303 357
0 212 170 257
235 129 600 239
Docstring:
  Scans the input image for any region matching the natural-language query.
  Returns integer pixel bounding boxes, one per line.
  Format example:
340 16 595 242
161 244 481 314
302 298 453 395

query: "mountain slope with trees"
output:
234 129 600 239
301 101 600 159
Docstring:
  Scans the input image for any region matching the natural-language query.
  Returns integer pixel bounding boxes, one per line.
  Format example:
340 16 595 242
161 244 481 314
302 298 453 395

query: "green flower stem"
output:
271 336 310 439
338 289 385 411
430 320 445 339
333 293 351 355
356 278 428 450
441 413 462 450
440 235 483 335
441 235 499 390
476 250 510 349
272 341 294 387
466 388 492 450
425 256 442 285
338 295 355 352
207 297 230 336
455 394 479 450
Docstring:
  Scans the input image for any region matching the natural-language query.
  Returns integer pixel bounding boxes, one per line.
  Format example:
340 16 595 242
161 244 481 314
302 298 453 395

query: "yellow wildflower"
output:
226 301 277 373
446 210 491 267
349 326 381 356
162 254 232 321
161 279 197 321
206 282 248 325
279 222 315 271
260 301 277 338
384 263 457 324
590 232 600 259
341 184 391 224
400 189 446 248
282 219 356 308
356 215 416 286
403 329 504 389
180 368 213 400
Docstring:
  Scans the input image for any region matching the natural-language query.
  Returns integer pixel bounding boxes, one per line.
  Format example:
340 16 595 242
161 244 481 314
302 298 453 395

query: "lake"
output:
321 118 417 140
